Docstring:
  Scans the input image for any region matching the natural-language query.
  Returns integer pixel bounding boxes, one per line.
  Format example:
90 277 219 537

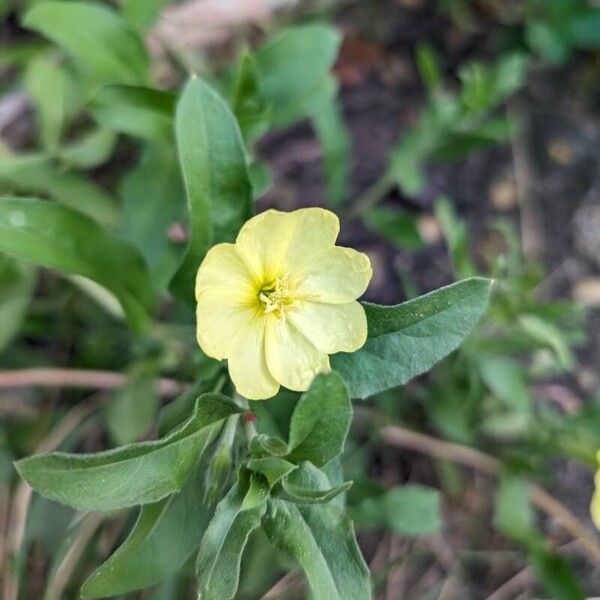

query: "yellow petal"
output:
228 315 280 400
283 207 339 272
196 290 257 360
265 316 330 392
289 300 367 354
295 247 372 303
236 210 294 282
236 208 340 282
195 242 257 297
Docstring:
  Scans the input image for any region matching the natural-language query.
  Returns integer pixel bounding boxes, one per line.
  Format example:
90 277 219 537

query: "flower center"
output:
258 277 294 317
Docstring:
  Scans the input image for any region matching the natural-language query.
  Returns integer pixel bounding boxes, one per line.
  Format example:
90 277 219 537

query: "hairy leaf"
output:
332 278 493 398
16 394 241 511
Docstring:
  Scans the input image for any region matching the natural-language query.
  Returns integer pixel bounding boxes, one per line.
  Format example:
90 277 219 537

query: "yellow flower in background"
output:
195 207 372 400
592 452 600 530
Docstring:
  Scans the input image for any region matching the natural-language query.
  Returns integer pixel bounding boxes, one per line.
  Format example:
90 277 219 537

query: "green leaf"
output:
569 9 600 48
277 465 352 504
230 51 270 142
415 43 442 92
196 472 269 600
90 85 176 141
58 128 116 170
310 77 350 206
529 547 584 600
0 153 119 227
263 466 370 600
494 474 535 542
364 206 423 250
332 278 493 398
0 256 34 353
120 143 187 291
246 457 297 488
121 0 171 32
15 393 241 511
105 369 159 445
286 372 352 467
256 24 341 126
519 314 573 369
81 467 211 598
355 485 441 536
0 197 152 330
171 77 252 302
23 1 149 87
478 356 533 413
23 55 78 152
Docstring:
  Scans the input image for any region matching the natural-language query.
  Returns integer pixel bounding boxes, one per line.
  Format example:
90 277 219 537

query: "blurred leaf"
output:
519 314 573 369
23 55 79 152
256 24 341 126
0 256 34 353
529 547 584 600
59 128 117 169
478 356 533 413
81 468 211 598
333 278 493 399
171 77 252 303
263 466 370 600
287 372 352 467
248 161 271 200
310 77 350 206
105 369 159 445
0 153 119 227
494 474 535 542
526 22 570 64
90 85 176 141
364 206 423 250
16 393 241 511
355 485 441 536
23 1 149 87
570 9 600 48
0 197 152 329
435 196 476 278
196 472 269 600
120 143 187 291
416 44 442 92
230 51 270 142
121 0 171 32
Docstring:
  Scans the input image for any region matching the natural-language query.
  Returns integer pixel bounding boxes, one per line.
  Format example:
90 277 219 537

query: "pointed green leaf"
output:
196 472 269 600
90 85 175 141
0 197 152 330
23 1 148 87
0 154 119 227
81 468 211 598
171 77 252 302
277 465 352 504
15 393 241 511
286 372 352 467
246 457 297 488
263 466 370 600
332 278 493 398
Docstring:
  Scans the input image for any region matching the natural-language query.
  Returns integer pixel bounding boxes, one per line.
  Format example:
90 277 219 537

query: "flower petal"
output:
295 247 372 303
289 300 368 354
195 242 257 297
236 210 294 282
236 208 340 282
196 290 257 360
283 207 339 272
265 316 330 392
228 315 280 400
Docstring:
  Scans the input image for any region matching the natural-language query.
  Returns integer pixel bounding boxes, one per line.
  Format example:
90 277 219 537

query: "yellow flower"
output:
195 207 372 400
592 452 600 530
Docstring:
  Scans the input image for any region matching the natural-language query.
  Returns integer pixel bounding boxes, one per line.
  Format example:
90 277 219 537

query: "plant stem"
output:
350 173 393 218
0 368 187 396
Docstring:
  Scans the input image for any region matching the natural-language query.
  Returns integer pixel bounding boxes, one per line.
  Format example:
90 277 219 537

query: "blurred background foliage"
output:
0 0 599 598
